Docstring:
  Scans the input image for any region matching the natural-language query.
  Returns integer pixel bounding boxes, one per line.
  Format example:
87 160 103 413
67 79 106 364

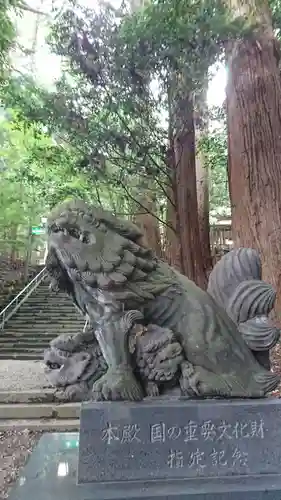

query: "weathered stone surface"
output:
0 418 79 431
45 201 280 402
0 389 56 404
78 398 281 484
0 402 81 419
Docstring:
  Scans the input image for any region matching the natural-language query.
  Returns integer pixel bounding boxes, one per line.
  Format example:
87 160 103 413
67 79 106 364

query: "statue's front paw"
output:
92 368 143 401
55 381 90 402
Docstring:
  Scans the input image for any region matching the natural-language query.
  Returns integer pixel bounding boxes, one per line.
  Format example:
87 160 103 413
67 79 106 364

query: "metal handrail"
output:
0 266 47 329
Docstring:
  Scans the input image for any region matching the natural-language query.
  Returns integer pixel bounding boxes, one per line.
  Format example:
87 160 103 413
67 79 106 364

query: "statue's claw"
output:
180 361 201 396
145 381 159 397
92 367 144 401
55 382 90 402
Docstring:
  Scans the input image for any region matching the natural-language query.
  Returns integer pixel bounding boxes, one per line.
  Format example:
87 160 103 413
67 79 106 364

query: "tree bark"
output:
165 184 182 270
173 89 207 289
134 192 163 258
226 1 281 318
195 87 212 274
164 115 182 270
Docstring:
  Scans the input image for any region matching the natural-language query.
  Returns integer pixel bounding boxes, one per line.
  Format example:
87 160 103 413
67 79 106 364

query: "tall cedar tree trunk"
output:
165 89 182 270
134 191 162 258
195 87 212 274
226 1 281 317
173 90 207 289
165 184 182 270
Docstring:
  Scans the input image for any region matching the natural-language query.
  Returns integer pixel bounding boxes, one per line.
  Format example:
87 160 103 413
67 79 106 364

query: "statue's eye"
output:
80 232 90 243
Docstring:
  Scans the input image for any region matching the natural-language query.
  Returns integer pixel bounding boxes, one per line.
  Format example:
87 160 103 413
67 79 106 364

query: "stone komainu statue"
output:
44 200 280 402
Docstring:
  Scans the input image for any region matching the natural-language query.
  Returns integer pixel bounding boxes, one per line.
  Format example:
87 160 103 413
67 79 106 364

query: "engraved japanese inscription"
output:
78 399 281 484
100 418 263 472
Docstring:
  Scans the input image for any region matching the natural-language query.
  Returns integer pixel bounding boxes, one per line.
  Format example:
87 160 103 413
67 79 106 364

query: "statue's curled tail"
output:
207 248 280 370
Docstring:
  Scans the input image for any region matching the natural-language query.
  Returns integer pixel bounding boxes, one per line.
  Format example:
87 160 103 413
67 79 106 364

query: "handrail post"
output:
0 266 47 330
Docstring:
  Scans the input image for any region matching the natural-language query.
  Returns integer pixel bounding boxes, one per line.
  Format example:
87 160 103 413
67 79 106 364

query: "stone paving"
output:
0 360 51 391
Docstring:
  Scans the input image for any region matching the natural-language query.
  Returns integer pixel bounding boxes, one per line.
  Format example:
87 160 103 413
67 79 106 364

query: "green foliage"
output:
0 0 20 79
269 0 281 36
0 109 99 256
199 126 230 220
0 0 237 238
120 0 246 92
1 2 169 219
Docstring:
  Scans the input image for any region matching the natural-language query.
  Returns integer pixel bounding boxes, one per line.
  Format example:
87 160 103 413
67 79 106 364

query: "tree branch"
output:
18 2 48 15
117 178 174 231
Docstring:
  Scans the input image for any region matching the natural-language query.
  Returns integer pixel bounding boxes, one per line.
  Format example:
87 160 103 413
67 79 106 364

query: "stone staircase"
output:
0 277 85 360
0 389 80 431
0 260 42 310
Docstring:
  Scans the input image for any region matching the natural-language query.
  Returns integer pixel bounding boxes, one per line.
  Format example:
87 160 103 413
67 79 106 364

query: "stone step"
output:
7 307 79 312
0 418 80 431
14 314 79 318
19 304 76 309
0 402 81 419
5 323 82 328
11 296 73 300
4 324 82 329
9 314 80 318
9 299 78 305
0 352 44 360
3 331 80 338
23 296 75 300
0 340 51 351
8 309 82 315
9 308 81 315
16 302 76 307
7 312 82 317
0 389 55 404
0 335 56 341
4 327 82 332
5 326 82 331
2 333 78 339
0 335 56 342
14 293 75 297
18 307 77 311
15 305 79 310
0 342 50 349
5 321 83 327
1 346 44 355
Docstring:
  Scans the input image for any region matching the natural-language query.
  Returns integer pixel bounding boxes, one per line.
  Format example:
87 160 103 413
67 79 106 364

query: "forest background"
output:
1 0 281 314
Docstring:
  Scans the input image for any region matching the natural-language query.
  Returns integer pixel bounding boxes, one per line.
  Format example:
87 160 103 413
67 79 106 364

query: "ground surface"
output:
0 360 50 391
0 430 41 499
0 362 48 499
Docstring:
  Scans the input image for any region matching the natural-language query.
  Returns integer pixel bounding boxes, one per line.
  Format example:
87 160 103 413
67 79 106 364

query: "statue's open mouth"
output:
49 223 92 245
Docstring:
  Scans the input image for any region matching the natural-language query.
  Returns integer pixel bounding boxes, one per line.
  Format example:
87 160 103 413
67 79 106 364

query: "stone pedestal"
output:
78 398 281 499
